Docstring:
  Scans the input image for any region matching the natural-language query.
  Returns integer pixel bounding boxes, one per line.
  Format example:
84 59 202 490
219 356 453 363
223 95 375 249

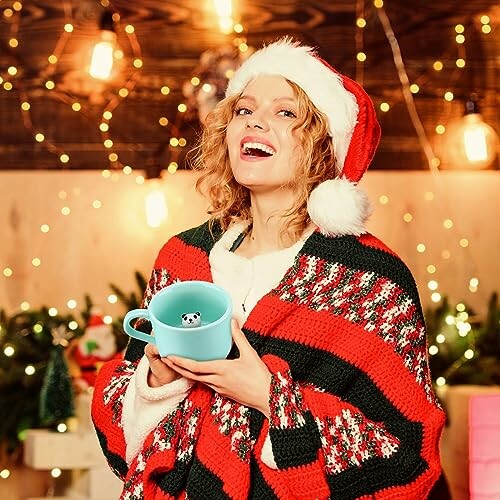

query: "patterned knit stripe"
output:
264 356 408 482
272 256 433 401
247 301 439 422
246 328 438 495
302 232 423 317
264 359 433 497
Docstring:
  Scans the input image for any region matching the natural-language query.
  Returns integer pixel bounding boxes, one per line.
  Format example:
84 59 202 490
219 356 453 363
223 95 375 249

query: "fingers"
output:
167 355 222 375
231 319 251 352
144 343 160 359
165 358 219 386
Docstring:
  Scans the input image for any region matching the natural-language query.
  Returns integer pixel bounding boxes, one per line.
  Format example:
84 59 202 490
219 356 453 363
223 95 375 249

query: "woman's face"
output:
226 74 302 194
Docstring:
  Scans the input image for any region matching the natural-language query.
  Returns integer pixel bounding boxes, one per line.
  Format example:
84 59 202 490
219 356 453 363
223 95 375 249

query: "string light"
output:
51 468 62 478
3 345 15 357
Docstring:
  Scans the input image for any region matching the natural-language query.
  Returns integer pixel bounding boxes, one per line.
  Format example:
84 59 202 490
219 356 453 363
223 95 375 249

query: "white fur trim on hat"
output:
307 178 372 236
226 38 358 170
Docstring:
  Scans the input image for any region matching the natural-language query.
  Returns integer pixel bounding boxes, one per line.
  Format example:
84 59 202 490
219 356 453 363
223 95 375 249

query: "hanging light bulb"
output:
444 94 499 169
213 0 234 34
89 11 117 80
144 172 168 228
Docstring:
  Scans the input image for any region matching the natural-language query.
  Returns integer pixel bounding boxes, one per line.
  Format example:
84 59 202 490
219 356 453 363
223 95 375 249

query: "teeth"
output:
242 142 275 155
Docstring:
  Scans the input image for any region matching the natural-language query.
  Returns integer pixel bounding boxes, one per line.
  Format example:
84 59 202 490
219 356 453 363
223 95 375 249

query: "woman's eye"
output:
235 107 252 116
278 109 297 118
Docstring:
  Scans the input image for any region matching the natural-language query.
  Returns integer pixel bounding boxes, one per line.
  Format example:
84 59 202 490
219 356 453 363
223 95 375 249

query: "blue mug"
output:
123 280 232 361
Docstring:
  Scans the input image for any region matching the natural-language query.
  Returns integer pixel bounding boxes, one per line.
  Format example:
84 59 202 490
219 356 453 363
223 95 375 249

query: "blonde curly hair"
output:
190 79 339 242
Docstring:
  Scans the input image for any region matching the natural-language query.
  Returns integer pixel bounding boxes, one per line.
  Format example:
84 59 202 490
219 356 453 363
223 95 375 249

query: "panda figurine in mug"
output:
181 311 201 328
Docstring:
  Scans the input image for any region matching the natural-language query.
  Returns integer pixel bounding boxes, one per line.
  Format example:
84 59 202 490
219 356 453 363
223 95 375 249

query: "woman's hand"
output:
165 320 272 417
144 343 180 387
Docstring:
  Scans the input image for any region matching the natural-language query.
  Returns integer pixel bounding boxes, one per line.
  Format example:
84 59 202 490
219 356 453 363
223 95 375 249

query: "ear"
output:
196 311 200 316
181 314 187 320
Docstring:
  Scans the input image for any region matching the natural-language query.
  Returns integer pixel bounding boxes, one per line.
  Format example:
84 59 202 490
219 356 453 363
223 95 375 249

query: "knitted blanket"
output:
92 221 445 499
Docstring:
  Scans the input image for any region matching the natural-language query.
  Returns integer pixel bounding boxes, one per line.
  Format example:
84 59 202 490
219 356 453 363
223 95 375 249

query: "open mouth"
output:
241 141 276 158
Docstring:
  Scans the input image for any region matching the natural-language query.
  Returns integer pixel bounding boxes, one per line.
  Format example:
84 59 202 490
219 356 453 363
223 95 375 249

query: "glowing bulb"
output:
431 292 442 303
69 321 78 330
4 345 15 357
108 294 118 304
356 52 367 62
57 423 67 433
464 349 474 360
0 469 10 479
51 468 62 478
428 280 438 290
89 31 116 80
145 183 168 228
436 334 446 344
25 365 36 376
433 61 443 71
417 243 426 253
429 345 439 356
436 377 446 386
67 299 77 309
48 307 58 317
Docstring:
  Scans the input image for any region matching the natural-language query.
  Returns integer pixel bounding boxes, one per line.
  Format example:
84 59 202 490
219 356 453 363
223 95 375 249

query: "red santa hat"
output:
225 37 381 236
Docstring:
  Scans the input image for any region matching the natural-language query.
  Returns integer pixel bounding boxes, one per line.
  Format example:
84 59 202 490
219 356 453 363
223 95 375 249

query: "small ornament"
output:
181 311 201 328
50 325 73 347
68 307 122 391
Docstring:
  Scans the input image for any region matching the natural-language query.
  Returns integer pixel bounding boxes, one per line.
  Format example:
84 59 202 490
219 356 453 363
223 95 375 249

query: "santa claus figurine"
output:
69 308 122 391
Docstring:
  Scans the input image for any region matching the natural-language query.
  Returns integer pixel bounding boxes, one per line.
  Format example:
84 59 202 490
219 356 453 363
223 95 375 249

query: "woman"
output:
92 38 445 499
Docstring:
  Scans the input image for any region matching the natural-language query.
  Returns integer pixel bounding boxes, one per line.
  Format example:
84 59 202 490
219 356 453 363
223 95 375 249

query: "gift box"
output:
469 394 500 499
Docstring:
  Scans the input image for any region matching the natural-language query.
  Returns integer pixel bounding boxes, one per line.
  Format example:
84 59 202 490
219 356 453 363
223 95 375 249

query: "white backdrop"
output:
0 170 498 320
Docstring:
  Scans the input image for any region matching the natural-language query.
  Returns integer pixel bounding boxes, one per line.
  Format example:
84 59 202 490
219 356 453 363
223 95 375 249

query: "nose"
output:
245 112 268 130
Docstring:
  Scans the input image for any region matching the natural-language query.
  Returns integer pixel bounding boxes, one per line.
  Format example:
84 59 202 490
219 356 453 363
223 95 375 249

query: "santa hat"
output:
226 38 381 236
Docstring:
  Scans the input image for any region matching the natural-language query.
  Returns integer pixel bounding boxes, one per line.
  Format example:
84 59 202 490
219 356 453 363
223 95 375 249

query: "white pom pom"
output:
307 178 372 236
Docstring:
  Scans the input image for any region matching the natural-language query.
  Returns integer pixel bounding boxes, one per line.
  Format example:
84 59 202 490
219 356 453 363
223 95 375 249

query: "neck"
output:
245 191 297 253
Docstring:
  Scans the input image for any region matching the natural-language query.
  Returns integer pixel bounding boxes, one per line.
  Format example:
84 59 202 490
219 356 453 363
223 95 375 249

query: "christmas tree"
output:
39 346 75 425
426 292 500 386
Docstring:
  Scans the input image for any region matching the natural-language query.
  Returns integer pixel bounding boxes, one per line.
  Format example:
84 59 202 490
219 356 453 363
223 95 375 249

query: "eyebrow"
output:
238 94 297 105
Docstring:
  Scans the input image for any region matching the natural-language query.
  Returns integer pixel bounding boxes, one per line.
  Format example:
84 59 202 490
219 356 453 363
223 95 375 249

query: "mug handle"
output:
123 309 156 346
